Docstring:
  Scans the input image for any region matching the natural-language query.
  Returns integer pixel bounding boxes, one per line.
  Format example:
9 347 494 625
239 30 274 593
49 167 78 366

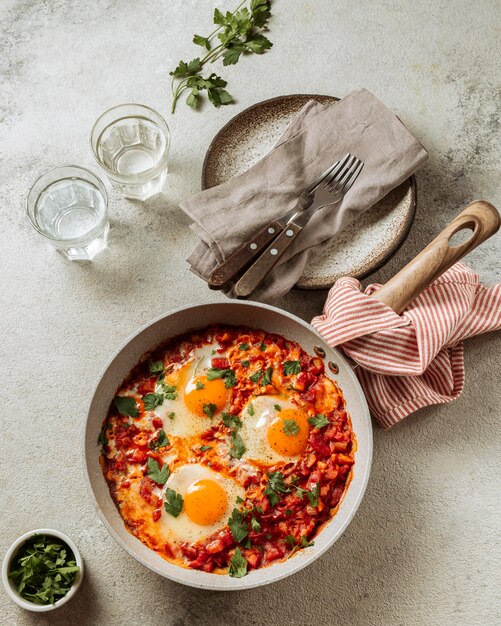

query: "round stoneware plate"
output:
202 94 416 290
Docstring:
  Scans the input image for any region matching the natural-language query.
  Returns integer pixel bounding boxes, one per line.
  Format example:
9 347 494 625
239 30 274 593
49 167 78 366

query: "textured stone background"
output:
1 1 500 624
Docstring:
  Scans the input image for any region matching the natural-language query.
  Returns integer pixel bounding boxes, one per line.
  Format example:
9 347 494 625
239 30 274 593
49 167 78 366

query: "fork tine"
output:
338 160 364 195
328 157 361 193
321 153 352 190
306 154 350 194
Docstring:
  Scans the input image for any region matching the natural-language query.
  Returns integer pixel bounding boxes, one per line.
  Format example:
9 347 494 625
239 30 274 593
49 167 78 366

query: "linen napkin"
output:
311 263 501 429
181 88 428 301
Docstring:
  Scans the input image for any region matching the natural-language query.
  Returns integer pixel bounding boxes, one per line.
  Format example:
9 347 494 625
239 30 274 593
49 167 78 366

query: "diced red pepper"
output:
137 377 157 395
152 417 163 429
152 509 162 522
211 357 230 369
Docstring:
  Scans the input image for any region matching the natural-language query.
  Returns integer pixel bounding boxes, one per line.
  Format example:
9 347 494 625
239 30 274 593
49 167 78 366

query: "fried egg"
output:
151 343 230 438
159 463 245 543
239 395 310 465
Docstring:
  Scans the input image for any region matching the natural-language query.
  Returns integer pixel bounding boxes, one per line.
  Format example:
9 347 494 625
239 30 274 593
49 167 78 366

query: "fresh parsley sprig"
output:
170 0 273 113
228 547 248 578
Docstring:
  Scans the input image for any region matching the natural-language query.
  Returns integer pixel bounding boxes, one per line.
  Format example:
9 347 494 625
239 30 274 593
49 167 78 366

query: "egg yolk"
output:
184 375 228 417
184 479 228 525
267 409 310 457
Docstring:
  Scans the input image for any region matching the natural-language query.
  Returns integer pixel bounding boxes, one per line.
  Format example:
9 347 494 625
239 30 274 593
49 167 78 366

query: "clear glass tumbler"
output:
27 165 109 261
90 103 170 200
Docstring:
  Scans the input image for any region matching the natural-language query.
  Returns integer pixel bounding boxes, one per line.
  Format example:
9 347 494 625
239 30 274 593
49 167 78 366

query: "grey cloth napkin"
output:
181 88 428 302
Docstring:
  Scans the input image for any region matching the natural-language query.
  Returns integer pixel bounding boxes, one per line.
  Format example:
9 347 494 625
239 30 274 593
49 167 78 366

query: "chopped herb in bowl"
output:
2 530 83 611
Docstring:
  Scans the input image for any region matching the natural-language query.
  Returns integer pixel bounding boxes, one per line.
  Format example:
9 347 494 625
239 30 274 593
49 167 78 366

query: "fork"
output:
208 160 343 290
233 154 364 297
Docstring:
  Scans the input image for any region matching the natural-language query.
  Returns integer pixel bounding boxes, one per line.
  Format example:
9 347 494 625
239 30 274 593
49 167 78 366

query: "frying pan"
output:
83 201 499 590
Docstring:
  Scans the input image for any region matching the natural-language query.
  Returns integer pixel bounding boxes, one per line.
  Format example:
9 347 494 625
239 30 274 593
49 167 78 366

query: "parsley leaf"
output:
239 343 249 350
147 457 170 485
250 366 273 386
307 414 330 428
222 412 243 430
264 471 289 506
161 383 178 400
274 404 281 412
195 380 205 390
250 516 261 532
241 359 250 367
228 547 248 578
247 402 255 416
193 33 211 50
114 396 139 418
283 360 301 376
149 429 169 450
207 367 237 388
259 341 266 351
164 488 184 517
142 392 164 411
200 445 212 452
203 403 217 418
149 361 164 374
229 431 246 459
296 483 320 508
228 508 248 543
168 411 175 420
283 419 299 437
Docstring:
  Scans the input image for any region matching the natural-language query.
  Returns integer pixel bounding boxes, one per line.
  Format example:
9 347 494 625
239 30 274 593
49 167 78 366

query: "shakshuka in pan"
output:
99 325 355 578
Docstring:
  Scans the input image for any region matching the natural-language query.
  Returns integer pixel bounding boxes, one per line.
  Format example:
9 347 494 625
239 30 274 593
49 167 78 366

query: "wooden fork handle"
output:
208 220 284 289
234 222 303 297
373 200 500 313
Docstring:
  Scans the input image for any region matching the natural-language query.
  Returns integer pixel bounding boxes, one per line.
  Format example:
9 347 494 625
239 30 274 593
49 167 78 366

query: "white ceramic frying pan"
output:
83 201 498 590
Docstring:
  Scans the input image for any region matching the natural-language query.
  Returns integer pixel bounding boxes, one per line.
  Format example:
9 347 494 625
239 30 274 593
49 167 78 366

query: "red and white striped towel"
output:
311 263 501 429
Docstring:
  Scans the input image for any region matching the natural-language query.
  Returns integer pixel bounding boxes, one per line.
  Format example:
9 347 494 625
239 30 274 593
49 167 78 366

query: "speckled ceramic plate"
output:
202 94 416 290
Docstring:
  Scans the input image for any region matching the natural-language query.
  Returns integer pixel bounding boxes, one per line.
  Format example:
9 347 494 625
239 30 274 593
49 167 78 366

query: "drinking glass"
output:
27 166 109 261
90 103 170 200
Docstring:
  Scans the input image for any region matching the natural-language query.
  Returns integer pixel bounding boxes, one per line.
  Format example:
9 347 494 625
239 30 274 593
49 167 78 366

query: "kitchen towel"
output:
311 263 501 429
181 88 428 301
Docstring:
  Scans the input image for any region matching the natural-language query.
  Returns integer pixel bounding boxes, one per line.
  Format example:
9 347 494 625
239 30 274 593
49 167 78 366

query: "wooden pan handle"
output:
372 200 500 313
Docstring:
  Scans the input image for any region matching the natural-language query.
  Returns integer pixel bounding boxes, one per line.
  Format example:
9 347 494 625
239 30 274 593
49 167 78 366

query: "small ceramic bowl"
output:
2 528 84 612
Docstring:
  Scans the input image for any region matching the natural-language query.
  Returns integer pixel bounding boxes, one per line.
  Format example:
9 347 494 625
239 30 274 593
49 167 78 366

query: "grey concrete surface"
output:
1 1 500 625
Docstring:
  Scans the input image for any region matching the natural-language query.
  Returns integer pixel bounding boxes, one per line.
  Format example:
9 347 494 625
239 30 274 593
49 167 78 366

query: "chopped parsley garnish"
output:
203 402 217 418
241 360 250 368
160 383 178 400
228 508 248 543
274 404 281 412
168 411 175 420
264 471 290 506
228 547 247 578
97 430 107 451
149 361 164 374
229 431 246 459
296 483 320 508
250 366 273 386
287 535 315 558
195 380 205 390
200 445 212 452
222 412 243 430
284 534 296 548
259 341 266 351
283 360 301 376
247 402 255 416
239 343 249 350
149 429 169 450
114 396 139 418
164 488 184 517
250 516 261 532
283 419 299 436
8 534 80 605
307 414 330 428
236 495 244 504
147 457 170 484
142 392 164 411
207 367 237 388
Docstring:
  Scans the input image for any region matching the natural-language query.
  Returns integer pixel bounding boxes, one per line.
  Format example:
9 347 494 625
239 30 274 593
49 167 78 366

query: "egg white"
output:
159 463 245 543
